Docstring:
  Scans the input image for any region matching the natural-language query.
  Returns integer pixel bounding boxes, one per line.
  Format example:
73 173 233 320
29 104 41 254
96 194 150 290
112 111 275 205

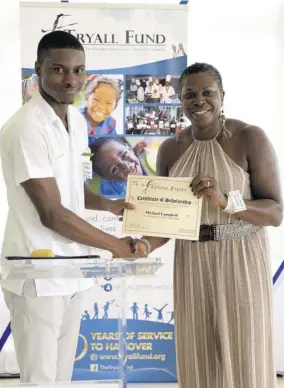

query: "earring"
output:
219 106 226 130
220 106 226 123
220 106 232 139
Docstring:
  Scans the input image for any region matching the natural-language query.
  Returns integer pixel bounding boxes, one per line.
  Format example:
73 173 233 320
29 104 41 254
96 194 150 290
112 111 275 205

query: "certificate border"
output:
122 175 203 240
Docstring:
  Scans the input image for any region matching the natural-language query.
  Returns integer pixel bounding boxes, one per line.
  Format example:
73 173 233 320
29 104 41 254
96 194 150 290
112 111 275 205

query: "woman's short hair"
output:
84 75 123 104
179 62 224 92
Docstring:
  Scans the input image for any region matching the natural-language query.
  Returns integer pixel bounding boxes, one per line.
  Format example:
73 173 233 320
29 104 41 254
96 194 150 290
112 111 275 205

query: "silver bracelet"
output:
140 238 151 257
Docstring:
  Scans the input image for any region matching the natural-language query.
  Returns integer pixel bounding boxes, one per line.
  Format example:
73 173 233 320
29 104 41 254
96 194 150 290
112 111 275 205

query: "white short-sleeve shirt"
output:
160 86 176 103
0 92 94 296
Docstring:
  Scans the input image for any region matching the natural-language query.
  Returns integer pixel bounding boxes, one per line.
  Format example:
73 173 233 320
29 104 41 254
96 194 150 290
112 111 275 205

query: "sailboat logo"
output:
41 14 78 34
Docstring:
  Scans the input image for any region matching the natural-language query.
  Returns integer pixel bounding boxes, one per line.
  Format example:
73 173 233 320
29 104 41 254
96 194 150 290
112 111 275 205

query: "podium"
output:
0 256 163 388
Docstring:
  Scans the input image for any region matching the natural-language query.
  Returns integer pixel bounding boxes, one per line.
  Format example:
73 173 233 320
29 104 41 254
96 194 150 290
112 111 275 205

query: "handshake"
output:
112 236 151 260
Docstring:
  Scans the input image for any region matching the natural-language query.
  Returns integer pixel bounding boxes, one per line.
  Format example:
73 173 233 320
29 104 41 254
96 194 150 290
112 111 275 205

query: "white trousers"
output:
2 280 90 384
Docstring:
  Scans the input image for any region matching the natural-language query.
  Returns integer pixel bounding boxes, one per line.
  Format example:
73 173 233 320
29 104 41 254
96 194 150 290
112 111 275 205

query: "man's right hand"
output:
112 237 148 260
21 177 129 253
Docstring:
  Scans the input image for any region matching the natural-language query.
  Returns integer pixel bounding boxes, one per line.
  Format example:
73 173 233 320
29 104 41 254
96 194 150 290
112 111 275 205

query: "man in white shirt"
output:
177 42 186 56
0 31 145 384
160 75 176 103
145 77 160 103
136 79 145 103
129 78 138 94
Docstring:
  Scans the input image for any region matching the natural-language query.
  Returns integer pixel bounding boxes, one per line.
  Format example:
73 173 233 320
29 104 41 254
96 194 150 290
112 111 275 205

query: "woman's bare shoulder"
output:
226 118 264 136
226 119 273 157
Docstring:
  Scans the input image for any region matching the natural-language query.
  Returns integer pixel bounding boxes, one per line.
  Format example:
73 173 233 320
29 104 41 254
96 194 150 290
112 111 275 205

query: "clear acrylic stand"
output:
0 256 163 388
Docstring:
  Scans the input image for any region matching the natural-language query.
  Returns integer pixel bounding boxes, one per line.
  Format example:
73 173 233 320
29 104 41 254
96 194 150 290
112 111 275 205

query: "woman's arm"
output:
230 126 283 226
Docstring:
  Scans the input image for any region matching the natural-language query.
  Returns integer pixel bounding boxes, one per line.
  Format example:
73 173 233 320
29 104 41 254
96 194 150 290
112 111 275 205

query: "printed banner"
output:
273 261 284 375
21 5 189 204
73 232 177 382
5 2 189 383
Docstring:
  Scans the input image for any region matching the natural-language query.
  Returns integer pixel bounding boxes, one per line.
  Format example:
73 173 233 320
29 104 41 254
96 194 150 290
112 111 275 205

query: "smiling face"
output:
36 48 86 105
86 83 118 124
96 140 143 181
180 72 224 129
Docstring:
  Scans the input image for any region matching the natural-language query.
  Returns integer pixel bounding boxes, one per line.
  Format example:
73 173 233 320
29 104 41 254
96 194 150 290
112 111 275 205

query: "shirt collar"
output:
34 91 64 125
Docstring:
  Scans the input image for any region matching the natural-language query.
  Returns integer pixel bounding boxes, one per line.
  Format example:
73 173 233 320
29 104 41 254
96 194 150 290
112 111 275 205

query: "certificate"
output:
122 176 203 240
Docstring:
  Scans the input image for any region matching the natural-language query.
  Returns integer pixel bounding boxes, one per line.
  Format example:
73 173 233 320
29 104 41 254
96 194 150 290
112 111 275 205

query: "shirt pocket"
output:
47 129 69 176
45 137 70 211
70 142 89 212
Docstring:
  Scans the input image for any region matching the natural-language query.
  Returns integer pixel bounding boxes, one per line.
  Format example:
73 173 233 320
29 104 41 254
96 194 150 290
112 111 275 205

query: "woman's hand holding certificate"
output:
122 176 203 240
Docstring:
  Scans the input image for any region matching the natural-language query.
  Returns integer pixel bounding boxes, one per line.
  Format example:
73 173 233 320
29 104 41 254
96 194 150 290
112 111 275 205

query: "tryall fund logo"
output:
41 14 166 46
41 14 78 34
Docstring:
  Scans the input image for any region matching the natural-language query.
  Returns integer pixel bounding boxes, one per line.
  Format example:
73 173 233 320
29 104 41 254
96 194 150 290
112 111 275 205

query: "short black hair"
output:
179 62 224 92
37 31 84 62
90 137 127 178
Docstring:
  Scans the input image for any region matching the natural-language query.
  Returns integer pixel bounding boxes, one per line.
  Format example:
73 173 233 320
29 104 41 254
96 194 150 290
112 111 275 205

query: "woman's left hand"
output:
191 175 228 209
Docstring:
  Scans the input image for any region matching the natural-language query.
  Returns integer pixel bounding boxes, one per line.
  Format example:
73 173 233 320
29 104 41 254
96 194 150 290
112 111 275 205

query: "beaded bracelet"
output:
139 238 151 257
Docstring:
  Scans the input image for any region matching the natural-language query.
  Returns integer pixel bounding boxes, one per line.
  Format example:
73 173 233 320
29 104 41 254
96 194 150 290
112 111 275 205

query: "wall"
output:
187 1 284 371
187 0 284 274
0 0 22 250
0 0 22 365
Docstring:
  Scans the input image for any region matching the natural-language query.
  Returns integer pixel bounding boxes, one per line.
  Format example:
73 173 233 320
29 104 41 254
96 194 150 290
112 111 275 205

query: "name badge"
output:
82 148 94 180
83 160 93 180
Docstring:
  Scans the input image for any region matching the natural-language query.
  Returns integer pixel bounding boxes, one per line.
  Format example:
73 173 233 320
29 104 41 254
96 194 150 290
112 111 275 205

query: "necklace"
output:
192 116 231 141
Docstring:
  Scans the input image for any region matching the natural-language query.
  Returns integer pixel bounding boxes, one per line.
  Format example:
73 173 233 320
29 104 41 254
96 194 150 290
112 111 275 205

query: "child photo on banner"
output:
82 74 123 140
